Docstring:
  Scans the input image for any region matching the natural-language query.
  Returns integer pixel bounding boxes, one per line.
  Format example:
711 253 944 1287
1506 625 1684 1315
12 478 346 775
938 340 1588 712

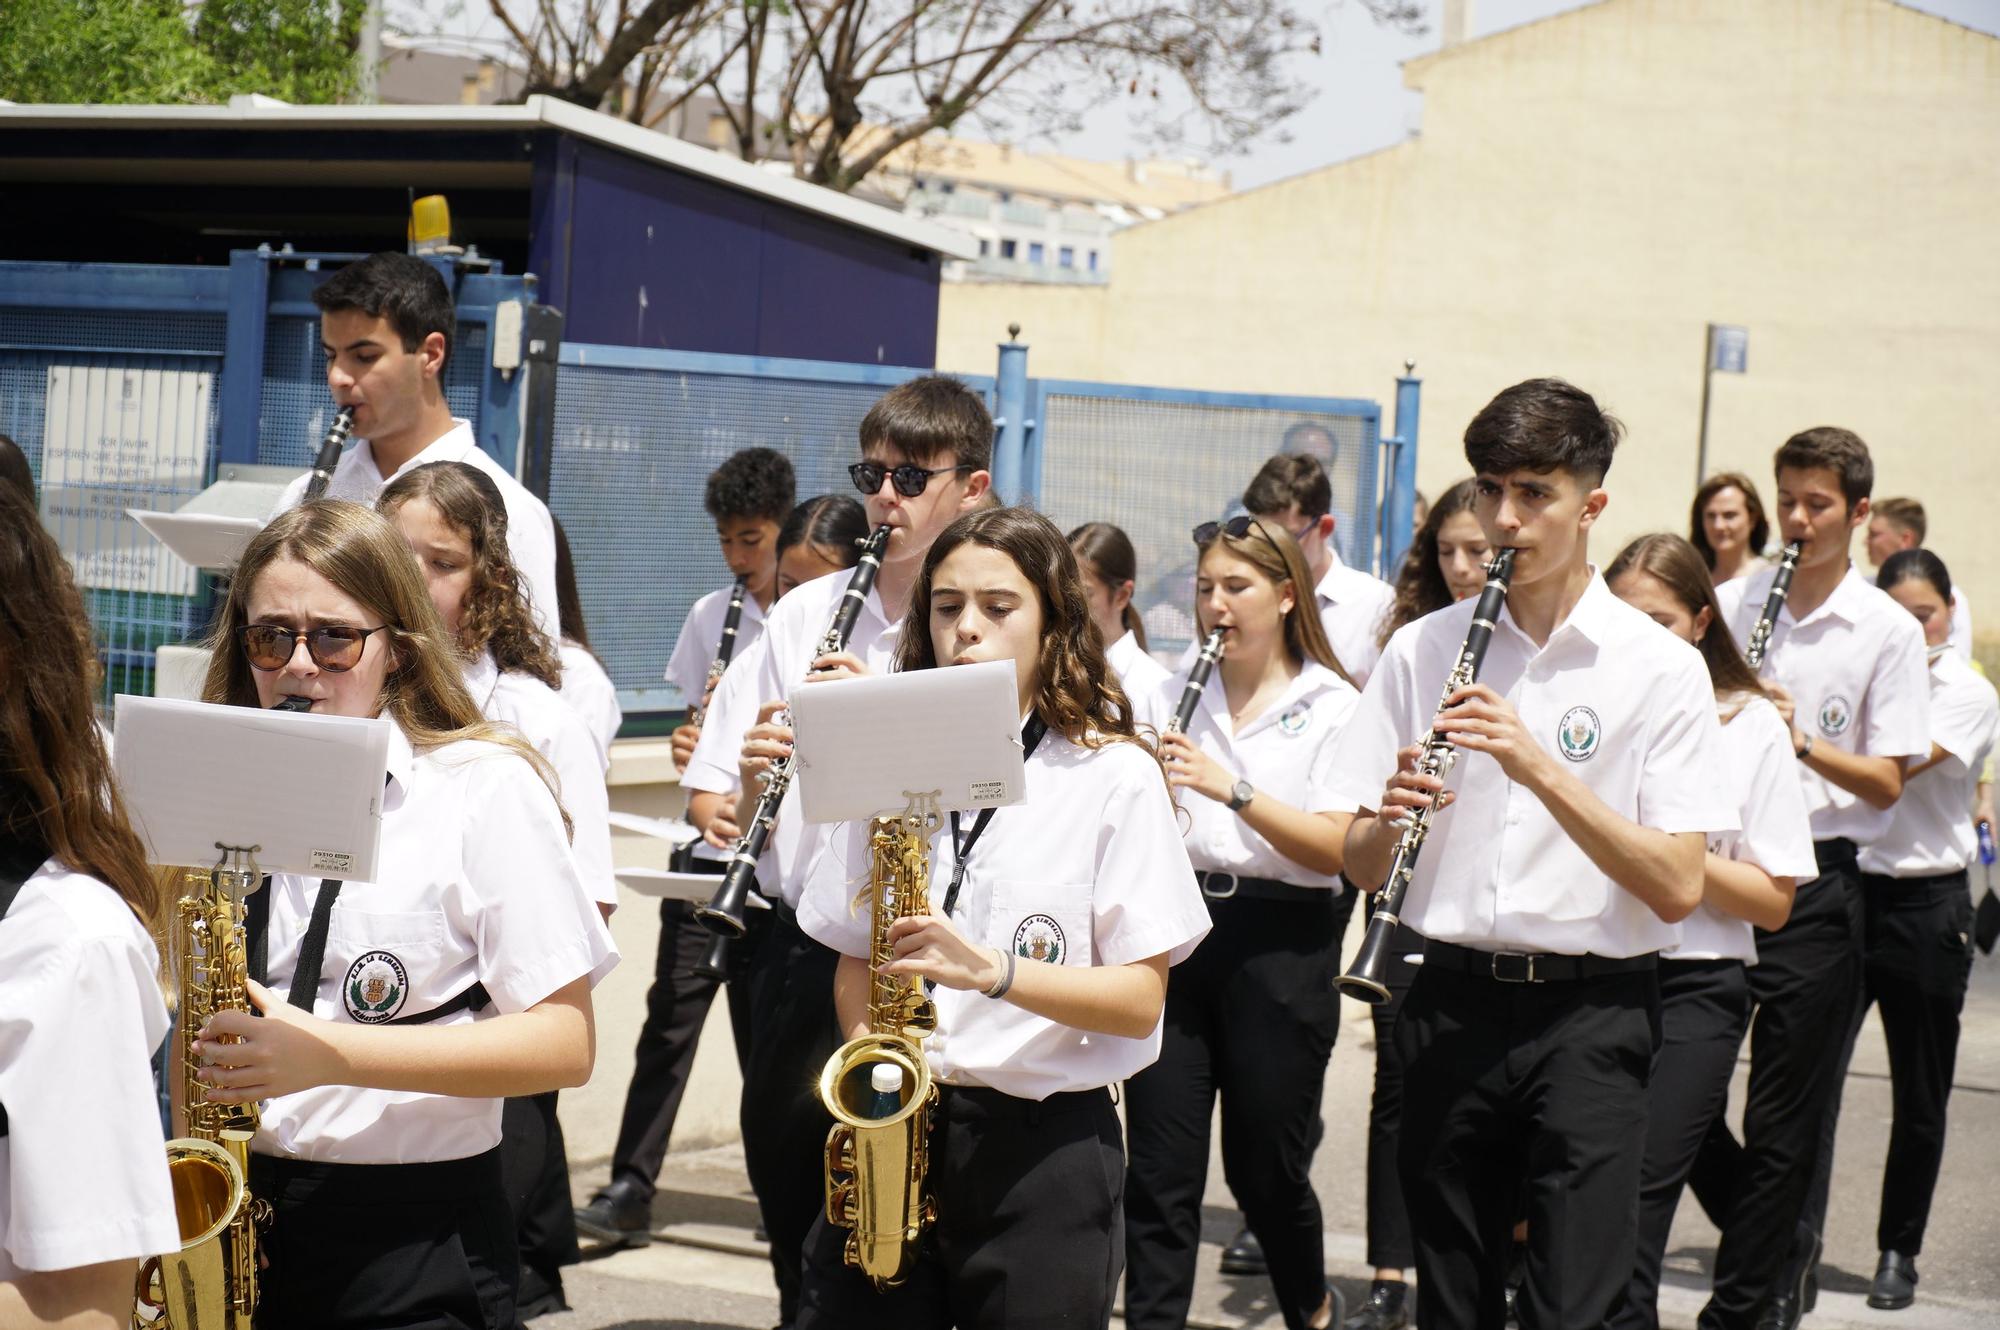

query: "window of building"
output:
978 238 990 256
939 181 956 194
997 190 1011 203
1088 250 1100 272
1058 246 1075 268
1000 239 1017 260
1029 242 1045 264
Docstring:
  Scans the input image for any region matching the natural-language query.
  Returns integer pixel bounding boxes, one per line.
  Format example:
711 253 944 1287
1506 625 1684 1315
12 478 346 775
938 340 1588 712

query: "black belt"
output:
1424 939 1658 984
1196 870 1326 903
1813 837 1859 874
937 1084 1112 1122
1860 866 1969 892
250 1145 504 1203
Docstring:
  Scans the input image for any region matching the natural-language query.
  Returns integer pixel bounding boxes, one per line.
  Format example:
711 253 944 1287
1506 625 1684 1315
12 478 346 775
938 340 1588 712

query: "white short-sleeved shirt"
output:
1674 696 1819 963
466 652 618 910
273 418 560 642
1325 571 1738 957
1717 565 1932 844
798 733 1209 1099
558 641 623 774
1949 584 1973 661
682 569 902 905
1315 553 1396 690
1106 630 1171 712
664 582 769 705
1860 649 2000 877
0 860 178 1277
1151 660 1360 889
256 724 617 1164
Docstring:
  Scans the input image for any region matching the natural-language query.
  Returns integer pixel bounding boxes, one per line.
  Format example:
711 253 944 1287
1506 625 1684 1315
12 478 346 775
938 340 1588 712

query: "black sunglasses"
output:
1193 514 1287 563
848 460 973 499
239 623 389 673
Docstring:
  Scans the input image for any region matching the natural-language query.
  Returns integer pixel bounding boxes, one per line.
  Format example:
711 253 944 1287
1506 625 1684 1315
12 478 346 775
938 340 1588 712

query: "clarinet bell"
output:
692 931 733 983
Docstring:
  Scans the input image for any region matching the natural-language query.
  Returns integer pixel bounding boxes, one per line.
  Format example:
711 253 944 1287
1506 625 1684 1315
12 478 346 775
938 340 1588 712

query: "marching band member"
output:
794 506 1210 1328
1603 533 1815 1330
0 485 177 1329
1700 428 1929 1330
1123 515 1360 1330
551 518 622 772
375 461 616 1317
1068 520 1171 706
1807 549 1996 1313
680 376 994 1325
192 501 615 1330
1328 379 1736 1330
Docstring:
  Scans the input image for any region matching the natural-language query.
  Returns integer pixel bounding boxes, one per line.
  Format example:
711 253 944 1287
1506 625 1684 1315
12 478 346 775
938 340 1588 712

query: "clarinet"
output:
692 525 893 980
688 576 748 730
1336 547 1516 1003
1169 628 1227 733
302 406 356 502
1743 540 1804 670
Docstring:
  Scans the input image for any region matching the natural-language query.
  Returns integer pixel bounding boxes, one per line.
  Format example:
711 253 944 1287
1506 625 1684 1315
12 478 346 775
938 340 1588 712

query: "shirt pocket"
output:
321 906 451 1025
986 878 1094 970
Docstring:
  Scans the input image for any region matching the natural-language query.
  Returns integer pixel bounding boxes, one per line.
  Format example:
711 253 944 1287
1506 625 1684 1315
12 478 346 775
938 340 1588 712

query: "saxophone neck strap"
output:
260 877 491 1026
941 714 1050 919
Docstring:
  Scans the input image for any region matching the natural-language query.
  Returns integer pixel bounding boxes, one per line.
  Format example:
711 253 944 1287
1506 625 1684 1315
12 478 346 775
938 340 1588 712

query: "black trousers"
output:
500 1090 579 1310
253 1148 516 1330
1360 902 1423 1273
739 905 844 1324
797 1085 1125 1330
605 896 760 1199
1124 888 1355 1330
1694 846 1862 1330
1395 959 1660 1330
1608 960 1751 1330
1800 870 1974 1256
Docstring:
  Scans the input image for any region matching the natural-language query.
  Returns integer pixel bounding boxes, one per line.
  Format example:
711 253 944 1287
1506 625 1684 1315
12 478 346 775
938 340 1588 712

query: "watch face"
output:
1232 780 1254 805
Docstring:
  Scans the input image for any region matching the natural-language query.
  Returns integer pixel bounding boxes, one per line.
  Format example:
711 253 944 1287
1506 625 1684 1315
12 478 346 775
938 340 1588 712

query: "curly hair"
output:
1380 477 1479 647
894 507 1154 770
704 446 796 524
377 462 562 689
0 484 158 931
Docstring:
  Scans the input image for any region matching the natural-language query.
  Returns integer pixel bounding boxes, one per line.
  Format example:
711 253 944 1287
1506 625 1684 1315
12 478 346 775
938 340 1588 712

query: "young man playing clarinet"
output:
1327 378 1738 1330
573 446 793 1249
1695 428 1930 1330
676 375 992 1326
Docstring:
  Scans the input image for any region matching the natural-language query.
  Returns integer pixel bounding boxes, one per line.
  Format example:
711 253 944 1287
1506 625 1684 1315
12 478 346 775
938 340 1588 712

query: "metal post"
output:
992 323 1029 503
1381 360 1423 577
356 0 383 104
519 304 566 503
218 248 271 466
1695 322 1715 487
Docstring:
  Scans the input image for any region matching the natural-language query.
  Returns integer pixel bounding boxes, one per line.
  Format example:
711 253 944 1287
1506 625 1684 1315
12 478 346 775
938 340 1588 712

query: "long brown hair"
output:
377 462 562 689
1689 472 1771 572
1195 516 1349 683
1381 476 1478 646
1606 533 1765 702
1066 520 1147 651
201 501 570 837
896 507 1144 757
0 486 159 928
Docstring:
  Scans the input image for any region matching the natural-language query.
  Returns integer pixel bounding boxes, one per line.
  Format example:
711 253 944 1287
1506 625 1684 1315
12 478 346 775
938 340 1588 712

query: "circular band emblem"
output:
1278 702 1312 736
343 950 410 1024
1557 706 1602 763
1818 695 1853 737
1013 914 1067 966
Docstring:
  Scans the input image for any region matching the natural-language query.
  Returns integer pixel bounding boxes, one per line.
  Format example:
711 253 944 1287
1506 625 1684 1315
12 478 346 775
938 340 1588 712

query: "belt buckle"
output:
1201 871 1240 900
1490 951 1539 983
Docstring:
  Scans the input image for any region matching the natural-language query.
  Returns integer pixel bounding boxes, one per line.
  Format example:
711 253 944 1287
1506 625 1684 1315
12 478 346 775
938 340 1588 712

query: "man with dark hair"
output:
1699 428 1931 1330
1328 378 1735 1330
0 432 32 503
576 446 795 1249
1867 496 1971 658
1243 451 1396 688
270 252 560 637
676 372 992 1324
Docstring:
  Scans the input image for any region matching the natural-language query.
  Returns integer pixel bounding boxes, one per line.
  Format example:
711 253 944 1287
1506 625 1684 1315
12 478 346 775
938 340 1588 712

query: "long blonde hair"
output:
1195 517 1350 684
200 501 571 838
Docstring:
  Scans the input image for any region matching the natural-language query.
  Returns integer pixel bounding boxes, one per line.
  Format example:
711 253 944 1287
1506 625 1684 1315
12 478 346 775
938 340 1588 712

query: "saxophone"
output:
816 798 942 1289
135 846 268 1329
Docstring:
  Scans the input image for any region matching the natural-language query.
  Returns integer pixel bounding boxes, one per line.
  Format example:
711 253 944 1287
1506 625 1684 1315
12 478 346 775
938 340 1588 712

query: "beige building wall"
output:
938 0 2000 632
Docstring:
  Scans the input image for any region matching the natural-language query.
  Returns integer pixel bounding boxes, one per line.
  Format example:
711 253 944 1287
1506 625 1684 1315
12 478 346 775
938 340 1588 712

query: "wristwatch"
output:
1795 734 1815 761
1227 779 1255 812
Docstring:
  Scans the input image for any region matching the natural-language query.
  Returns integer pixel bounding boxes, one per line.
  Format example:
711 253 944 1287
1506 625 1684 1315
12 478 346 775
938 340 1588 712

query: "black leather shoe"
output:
1343 1280 1411 1330
1219 1226 1266 1276
1867 1251 1918 1310
1753 1292 1801 1330
515 1266 570 1321
573 1178 652 1247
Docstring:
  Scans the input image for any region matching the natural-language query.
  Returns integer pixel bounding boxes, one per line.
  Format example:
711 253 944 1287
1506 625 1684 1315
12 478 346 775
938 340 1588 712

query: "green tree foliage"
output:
0 0 363 104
